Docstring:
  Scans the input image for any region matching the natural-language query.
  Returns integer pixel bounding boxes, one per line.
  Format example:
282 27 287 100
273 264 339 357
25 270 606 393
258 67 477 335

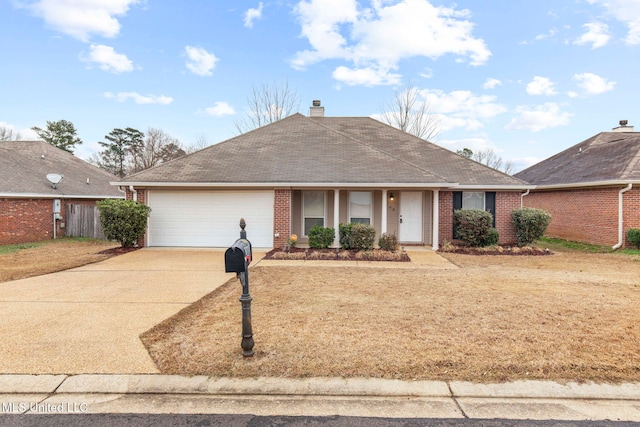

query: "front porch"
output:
273 189 440 250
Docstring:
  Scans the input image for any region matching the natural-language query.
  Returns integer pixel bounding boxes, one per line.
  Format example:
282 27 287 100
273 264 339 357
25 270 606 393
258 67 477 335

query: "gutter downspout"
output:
129 185 138 202
612 183 633 250
520 189 530 208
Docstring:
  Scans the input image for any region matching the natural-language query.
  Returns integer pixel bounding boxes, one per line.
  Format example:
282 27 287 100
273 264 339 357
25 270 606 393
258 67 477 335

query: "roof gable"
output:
121 113 527 187
0 141 123 198
515 132 640 185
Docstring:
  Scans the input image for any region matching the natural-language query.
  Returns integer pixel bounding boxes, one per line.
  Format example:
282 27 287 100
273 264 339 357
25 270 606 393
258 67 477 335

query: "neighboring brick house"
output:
115 101 531 249
0 141 124 245
515 121 640 248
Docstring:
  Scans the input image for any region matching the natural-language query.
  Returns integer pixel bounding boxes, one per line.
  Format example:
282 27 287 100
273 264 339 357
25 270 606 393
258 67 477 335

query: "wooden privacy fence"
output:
65 204 106 239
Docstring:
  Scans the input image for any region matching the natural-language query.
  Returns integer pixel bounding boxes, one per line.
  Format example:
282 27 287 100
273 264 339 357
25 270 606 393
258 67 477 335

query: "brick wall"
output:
273 189 292 248
124 187 147 247
0 198 100 245
524 187 640 247
438 191 520 246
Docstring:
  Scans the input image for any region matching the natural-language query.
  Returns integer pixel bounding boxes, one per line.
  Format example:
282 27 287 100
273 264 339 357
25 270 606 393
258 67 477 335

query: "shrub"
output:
627 228 640 249
481 227 499 247
308 225 335 249
349 223 376 251
97 199 151 247
453 209 493 247
511 207 551 246
339 223 353 249
378 233 399 251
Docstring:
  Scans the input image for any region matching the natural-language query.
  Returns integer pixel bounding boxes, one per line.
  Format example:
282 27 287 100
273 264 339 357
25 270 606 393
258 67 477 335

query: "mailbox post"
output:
224 218 254 357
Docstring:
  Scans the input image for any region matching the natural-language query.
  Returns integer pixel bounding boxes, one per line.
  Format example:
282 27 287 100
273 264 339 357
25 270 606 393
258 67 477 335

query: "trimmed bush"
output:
511 207 551 246
454 209 493 247
97 199 151 247
627 228 640 249
349 223 376 251
339 223 353 249
308 225 335 249
378 233 399 251
481 227 499 247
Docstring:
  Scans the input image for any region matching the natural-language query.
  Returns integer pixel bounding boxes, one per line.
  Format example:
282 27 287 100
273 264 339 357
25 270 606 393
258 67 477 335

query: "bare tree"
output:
186 133 211 154
457 147 514 175
234 80 302 133
379 82 441 141
129 128 186 173
0 125 20 141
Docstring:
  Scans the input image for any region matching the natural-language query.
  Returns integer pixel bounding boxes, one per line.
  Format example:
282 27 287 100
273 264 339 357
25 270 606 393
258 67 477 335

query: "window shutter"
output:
485 192 496 227
453 191 462 238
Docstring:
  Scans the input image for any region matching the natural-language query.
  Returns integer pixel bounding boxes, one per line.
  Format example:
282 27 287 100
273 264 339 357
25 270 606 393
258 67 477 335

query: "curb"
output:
2 375 640 400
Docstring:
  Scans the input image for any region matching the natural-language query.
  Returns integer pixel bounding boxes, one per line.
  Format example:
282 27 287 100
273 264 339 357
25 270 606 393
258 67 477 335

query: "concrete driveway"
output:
0 248 252 374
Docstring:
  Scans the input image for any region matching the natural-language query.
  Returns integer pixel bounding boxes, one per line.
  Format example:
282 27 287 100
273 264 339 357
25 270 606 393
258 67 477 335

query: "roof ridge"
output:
308 117 454 183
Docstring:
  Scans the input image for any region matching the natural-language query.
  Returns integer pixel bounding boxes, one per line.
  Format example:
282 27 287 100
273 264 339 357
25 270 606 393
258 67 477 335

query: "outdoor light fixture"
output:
389 192 395 201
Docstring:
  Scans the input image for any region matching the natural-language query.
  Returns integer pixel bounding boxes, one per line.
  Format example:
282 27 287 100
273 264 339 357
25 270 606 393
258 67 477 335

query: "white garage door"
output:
147 190 274 247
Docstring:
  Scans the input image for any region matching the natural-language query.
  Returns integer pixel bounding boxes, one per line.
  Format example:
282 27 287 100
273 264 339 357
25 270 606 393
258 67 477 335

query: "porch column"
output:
432 189 439 251
381 189 388 235
333 189 340 248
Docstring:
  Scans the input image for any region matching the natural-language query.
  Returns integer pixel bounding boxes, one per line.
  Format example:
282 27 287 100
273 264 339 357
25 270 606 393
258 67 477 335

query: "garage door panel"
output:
148 190 274 247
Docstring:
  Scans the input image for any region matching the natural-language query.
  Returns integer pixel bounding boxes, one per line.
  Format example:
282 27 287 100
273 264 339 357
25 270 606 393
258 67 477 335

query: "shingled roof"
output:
118 113 527 188
0 141 123 198
515 131 640 186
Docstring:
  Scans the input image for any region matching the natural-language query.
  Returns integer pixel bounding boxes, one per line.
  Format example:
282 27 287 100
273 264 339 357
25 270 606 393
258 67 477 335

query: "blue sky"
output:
2 0 639 172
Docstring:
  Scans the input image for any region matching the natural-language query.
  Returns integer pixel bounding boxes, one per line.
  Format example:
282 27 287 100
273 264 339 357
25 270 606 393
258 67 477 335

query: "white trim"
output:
0 193 123 199
381 189 388 236
333 189 340 248
113 181 461 188
453 184 536 190
432 190 439 250
532 180 640 190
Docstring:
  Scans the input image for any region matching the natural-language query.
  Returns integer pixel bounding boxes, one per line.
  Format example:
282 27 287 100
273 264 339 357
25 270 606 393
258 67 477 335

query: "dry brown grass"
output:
0 238 120 282
141 251 640 383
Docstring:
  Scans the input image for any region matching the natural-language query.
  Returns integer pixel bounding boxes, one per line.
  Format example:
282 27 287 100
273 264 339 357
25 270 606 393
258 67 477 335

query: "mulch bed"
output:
264 247 411 262
440 245 552 256
97 246 141 256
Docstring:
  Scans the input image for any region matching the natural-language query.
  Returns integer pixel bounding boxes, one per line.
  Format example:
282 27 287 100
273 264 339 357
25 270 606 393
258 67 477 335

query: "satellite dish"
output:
46 173 64 189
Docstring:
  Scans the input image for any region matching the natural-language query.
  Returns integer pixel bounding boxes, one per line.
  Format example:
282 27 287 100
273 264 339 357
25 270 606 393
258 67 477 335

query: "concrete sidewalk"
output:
1 375 640 420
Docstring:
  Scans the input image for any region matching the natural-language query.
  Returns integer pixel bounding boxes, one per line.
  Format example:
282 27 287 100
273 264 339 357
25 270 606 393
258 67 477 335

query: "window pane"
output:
350 191 371 221
462 192 484 210
351 218 370 225
304 191 324 217
304 218 324 235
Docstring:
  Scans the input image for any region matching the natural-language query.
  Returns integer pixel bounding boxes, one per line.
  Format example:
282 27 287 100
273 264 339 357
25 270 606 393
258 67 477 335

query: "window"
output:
303 191 325 235
462 192 485 210
349 191 372 225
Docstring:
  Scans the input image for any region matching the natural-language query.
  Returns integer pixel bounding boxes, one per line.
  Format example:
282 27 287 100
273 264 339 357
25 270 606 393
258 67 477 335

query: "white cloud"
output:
205 102 236 117
573 72 616 94
244 2 264 28
421 89 507 131
483 78 501 90
27 0 139 41
332 65 401 86
574 22 611 48
505 103 572 132
526 76 557 96
0 122 39 140
82 44 133 73
104 92 173 105
291 0 490 86
587 0 640 44
185 46 218 76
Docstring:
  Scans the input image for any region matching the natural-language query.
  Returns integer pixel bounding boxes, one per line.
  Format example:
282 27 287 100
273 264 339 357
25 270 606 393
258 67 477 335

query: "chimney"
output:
309 100 324 117
612 119 635 132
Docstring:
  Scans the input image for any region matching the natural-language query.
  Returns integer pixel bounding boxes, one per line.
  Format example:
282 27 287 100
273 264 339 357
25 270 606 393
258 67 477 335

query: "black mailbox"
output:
225 239 252 273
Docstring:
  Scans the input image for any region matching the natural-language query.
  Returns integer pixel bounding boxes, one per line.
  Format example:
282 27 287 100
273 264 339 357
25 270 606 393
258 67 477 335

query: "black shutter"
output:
485 192 496 227
453 191 462 238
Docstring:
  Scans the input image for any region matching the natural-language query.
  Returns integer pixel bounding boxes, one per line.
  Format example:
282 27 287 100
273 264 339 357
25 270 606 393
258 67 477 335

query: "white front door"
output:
399 191 423 243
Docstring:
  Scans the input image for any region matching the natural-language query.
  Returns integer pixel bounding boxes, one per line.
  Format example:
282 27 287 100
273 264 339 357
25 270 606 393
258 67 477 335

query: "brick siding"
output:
438 191 521 246
0 198 100 245
125 187 147 247
273 188 292 248
524 187 640 247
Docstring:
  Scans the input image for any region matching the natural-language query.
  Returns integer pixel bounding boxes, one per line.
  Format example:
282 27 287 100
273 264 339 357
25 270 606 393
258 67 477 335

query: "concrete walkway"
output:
1 375 640 420
1 247 639 420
